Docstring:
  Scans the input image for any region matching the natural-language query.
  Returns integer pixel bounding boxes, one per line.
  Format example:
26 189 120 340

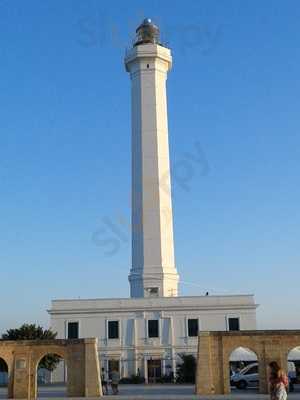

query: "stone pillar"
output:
260 338 285 394
67 343 85 397
84 339 102 397
13 353 31 399
195 332 215 395
258 340 269 395
7 368 14 399
220 337 230 395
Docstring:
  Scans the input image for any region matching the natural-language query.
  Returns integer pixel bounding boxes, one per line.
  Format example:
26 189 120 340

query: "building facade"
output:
50 296 257 382
49 19 258 383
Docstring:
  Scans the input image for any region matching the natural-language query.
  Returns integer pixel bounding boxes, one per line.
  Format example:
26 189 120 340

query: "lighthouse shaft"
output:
125 41 179 298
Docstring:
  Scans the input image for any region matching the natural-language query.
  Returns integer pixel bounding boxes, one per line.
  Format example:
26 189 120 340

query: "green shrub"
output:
176 354 196 384
119 374 145 384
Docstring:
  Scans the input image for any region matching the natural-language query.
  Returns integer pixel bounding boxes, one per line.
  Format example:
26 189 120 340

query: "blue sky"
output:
0 0 299 333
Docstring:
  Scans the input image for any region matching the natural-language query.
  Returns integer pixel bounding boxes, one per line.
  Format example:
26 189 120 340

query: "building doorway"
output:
108 359 120 375
0 358 8 399
147 359 161 383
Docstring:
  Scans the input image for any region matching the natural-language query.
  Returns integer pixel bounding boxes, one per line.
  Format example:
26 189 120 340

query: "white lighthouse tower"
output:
49 19 257 383
125 19 179 298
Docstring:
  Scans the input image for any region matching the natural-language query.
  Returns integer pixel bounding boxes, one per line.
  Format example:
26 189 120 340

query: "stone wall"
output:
196 330 300 395
0 338 101 399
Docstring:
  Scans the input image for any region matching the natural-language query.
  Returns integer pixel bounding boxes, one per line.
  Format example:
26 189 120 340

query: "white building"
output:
49 19 257 383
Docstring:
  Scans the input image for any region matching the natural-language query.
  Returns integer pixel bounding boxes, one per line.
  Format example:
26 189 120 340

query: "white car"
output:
231 363 259 390
231 361 296 390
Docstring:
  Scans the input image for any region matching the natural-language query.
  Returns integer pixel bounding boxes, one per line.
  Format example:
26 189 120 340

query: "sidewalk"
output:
37 395 299 400
31 384 300 400
103 395 269 400
102 395 299 400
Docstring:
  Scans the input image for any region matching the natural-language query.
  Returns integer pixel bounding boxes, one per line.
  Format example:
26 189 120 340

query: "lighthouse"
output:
49 19 257 383
125 19 179 298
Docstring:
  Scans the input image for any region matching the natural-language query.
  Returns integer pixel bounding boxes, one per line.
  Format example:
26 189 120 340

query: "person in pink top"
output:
269 361 289 400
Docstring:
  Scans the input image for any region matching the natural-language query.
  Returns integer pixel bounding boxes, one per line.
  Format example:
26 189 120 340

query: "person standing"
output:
101 367 109 395
110 368 120 395
269 361 289 400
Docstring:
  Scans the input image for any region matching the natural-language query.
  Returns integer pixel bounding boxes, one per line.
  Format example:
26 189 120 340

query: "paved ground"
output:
0 384 300 399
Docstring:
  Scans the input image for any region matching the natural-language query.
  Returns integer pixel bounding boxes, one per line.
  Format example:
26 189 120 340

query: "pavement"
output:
0 384 300 399
97 384 300 399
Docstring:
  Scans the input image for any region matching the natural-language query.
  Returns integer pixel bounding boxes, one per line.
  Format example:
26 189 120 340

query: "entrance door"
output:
147 359 161 383
108 359 120 376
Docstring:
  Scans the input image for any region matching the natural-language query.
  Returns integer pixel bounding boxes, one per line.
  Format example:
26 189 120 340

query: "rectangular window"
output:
148 320 159 338
148 287 159 297
188 319 199 337
228 317 240 331
108 321 119 339
67 322 79 339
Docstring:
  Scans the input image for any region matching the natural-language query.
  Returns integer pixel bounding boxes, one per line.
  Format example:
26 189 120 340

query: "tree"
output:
176 354 196 383
2 324 61 371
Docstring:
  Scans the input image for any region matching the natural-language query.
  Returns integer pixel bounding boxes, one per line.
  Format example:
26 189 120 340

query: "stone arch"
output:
34 348 67 370
0 356 10 374
229 346 258 363
0 338 101 399
0 357 9 392
272 339 300 377
282 342 300 363
196 331 300 396
0 353 14 399
0 355 9 366
226 343 260 362
32 348 68 399
0 352 13 374
287 345 300 360
228 346 259 392
222 342 259 393
286 345 300 393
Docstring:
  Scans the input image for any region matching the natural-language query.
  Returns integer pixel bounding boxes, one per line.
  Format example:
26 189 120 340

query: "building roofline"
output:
48 294 258 315
51 294 255 303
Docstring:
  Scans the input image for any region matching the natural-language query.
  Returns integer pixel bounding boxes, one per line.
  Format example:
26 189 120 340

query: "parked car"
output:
288 361 297 392
231 363 259 390
231 361 297 391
